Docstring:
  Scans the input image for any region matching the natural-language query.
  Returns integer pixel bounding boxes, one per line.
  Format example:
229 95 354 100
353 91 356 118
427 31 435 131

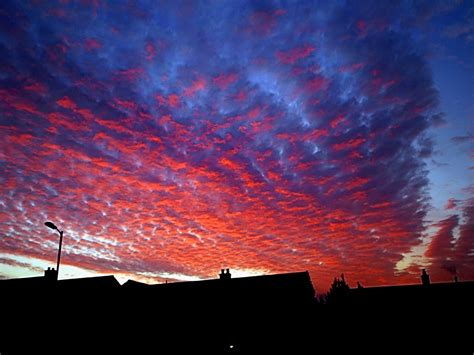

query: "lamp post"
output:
45 221 64 279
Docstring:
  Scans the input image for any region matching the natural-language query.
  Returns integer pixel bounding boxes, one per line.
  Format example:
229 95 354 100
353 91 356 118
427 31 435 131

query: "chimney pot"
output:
44 267 58 281
421 269 430 286
220 268 231 280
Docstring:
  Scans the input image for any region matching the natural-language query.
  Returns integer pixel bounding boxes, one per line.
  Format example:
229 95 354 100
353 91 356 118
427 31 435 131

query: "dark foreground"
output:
1 272 473 354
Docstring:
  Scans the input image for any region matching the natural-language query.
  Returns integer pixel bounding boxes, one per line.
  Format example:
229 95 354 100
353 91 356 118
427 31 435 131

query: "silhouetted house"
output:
145 270 315 304
121 270 315 307
115 270 317 352
350 271 473 308
0 270 123 354
121 270 316 352
2 265 473 353
336 271 474 353
0 269 120 292
1 269 316 354
134 270 314 352
58 274 120 290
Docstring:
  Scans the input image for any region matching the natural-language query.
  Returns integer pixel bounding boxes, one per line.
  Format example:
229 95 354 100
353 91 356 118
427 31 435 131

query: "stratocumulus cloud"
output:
425 200 474 280
0 1 472 291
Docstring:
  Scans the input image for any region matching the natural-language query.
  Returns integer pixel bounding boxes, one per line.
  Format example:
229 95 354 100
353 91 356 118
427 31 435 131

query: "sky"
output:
0 0 472 293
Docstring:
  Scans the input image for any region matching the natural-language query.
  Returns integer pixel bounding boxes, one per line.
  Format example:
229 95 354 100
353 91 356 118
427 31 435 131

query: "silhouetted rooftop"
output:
122 278 149 288
146 270 315 298
0 274 120 290
57 275 120 289
351 280 474 292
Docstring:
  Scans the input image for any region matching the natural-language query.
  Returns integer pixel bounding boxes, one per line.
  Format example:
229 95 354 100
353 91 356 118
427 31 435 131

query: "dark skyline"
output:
1 268 473 353
0 0 473 292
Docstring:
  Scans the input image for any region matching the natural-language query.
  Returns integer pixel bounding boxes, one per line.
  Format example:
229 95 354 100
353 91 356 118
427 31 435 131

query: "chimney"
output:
420 269 430 286
44 267 58 282
219 268 231 280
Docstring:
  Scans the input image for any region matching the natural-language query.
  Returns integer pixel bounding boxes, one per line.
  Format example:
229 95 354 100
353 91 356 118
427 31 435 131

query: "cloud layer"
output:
425 200 474 280
0 1 471 291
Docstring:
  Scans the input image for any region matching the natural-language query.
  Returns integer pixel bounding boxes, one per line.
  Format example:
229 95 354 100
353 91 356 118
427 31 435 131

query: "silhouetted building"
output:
146 269 314 302
332 270 474 354
2 267 472 354
142 270 316 352
0 272 120 291
0 269 316 354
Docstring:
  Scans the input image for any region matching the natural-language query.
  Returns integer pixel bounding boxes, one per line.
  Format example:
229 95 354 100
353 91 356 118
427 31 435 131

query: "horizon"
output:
0 1 473 293
2 264 470 285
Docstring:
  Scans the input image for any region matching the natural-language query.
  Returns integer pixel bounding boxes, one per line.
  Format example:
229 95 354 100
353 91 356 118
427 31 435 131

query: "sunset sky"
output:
0 0 472 292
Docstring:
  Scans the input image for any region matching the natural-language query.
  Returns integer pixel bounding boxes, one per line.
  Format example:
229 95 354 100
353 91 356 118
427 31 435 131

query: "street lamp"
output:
44 221 64 279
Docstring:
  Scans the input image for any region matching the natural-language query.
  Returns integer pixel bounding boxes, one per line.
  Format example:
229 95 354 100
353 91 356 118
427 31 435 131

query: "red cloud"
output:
0 88 44 117
248 10 285 36
168 94 180 108
145 41 156 61
338 62 365 73
234 91 247 102
48 112 85 132
425 204 474 281
330 115 346 129
305 77 328 92
24 82 47 95
356 19 367 37
113 67 145 82
303 128 329 141
444 198 458 210
426 216 457 258
184 77 206 97
213 73 238 90
276 45 315 65
114 99 138 111
346 177 370 190
1 0 469 295
56 96 77 110
84 38 102 51
247 106 261 119
333 137 366 152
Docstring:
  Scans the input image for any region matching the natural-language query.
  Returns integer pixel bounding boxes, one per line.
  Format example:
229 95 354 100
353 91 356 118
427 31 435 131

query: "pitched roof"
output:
145 271 315 300
351 280 474 293
0 274 120 290
122 279 149 288
58 275 120 289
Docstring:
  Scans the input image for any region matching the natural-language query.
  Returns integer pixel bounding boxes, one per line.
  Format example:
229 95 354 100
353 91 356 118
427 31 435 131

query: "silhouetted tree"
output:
326 273 351 305
317 294 326 305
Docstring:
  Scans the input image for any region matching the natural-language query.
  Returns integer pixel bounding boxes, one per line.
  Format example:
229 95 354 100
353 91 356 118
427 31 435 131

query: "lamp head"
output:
45 221 58 230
